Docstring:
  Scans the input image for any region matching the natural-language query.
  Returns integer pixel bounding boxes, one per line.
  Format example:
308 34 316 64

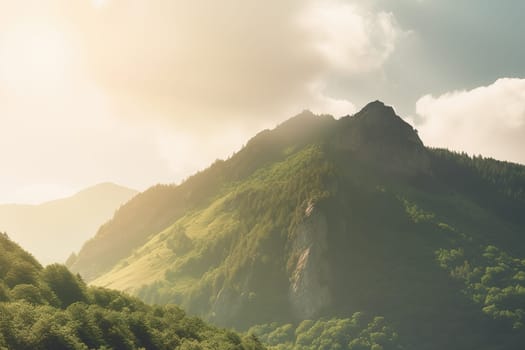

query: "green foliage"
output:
400 198 435 224
248 314 404 350
166 226 193 255
430 149 525 201
10 284 46 305
429 149 525 226
0 233 41 288
41 264 88 308
437 244 525 329
0 282 10 302
0 301 263 350
0 234 262 350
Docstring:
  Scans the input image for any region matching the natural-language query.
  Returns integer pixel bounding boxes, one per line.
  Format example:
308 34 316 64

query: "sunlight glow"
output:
92 0 109 9
0 26 73 92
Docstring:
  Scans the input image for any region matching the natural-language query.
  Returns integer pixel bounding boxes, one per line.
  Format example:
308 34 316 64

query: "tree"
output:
10 284 45 305
41 265 87 308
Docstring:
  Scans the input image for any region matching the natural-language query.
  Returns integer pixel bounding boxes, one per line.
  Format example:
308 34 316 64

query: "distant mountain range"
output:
67 101 525 350
0 182 137 264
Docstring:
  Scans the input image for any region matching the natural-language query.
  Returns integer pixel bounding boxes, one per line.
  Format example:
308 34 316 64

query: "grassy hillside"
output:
70 102 525 350
0 183 137 264
0 232 264 350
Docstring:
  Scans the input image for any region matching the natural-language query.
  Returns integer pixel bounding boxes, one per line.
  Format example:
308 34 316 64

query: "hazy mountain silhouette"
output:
0 182 137 264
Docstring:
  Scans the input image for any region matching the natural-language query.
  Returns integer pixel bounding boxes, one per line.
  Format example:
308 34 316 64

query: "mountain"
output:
0 233 263 350
69 101 525 350
0 182 137 264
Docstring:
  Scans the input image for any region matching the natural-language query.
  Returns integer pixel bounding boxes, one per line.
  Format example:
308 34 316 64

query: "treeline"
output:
429 149 525 226
430 149 525 201
0 233 264 350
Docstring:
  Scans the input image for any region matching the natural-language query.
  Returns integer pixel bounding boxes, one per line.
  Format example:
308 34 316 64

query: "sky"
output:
1 0 525 204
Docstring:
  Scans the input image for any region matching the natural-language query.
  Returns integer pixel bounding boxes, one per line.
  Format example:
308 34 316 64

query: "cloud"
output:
298 0 400 74
0 0 402 124
60 0 401 125
414 78 525 164
0 0 403 202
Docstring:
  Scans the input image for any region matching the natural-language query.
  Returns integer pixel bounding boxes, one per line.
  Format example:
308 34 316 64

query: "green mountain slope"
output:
70 101 525 350
67 113 335 281
0 183 137 264
0 232 264 350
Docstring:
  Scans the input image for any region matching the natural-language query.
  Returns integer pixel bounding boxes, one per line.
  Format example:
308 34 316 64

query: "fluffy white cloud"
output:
414 78 525 164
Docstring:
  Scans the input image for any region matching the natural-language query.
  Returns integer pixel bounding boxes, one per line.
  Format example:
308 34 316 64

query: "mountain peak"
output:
347 100 422 144
360 100 395 114
354 100 409 128
75 182 137 197
333 100 430 175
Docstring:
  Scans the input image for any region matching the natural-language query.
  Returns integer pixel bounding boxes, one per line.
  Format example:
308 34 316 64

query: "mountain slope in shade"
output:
0 182 137 264
70 101 525 350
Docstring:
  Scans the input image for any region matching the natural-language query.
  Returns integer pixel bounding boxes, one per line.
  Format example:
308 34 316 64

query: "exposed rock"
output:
333 100 431 176
289 199 331 320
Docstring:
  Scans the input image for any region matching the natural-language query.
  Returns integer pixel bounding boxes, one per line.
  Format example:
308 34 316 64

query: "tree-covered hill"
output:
68 101 525 350
0 233 264 350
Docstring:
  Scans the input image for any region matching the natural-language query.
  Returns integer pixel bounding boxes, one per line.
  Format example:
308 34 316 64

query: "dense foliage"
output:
248 314 404 350
0 233 264 350
437 244 525 330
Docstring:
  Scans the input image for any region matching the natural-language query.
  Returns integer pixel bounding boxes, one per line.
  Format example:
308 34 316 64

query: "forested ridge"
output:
0 233 264 350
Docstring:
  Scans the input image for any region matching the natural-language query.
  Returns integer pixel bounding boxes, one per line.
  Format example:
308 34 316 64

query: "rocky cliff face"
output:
288 199 332 320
